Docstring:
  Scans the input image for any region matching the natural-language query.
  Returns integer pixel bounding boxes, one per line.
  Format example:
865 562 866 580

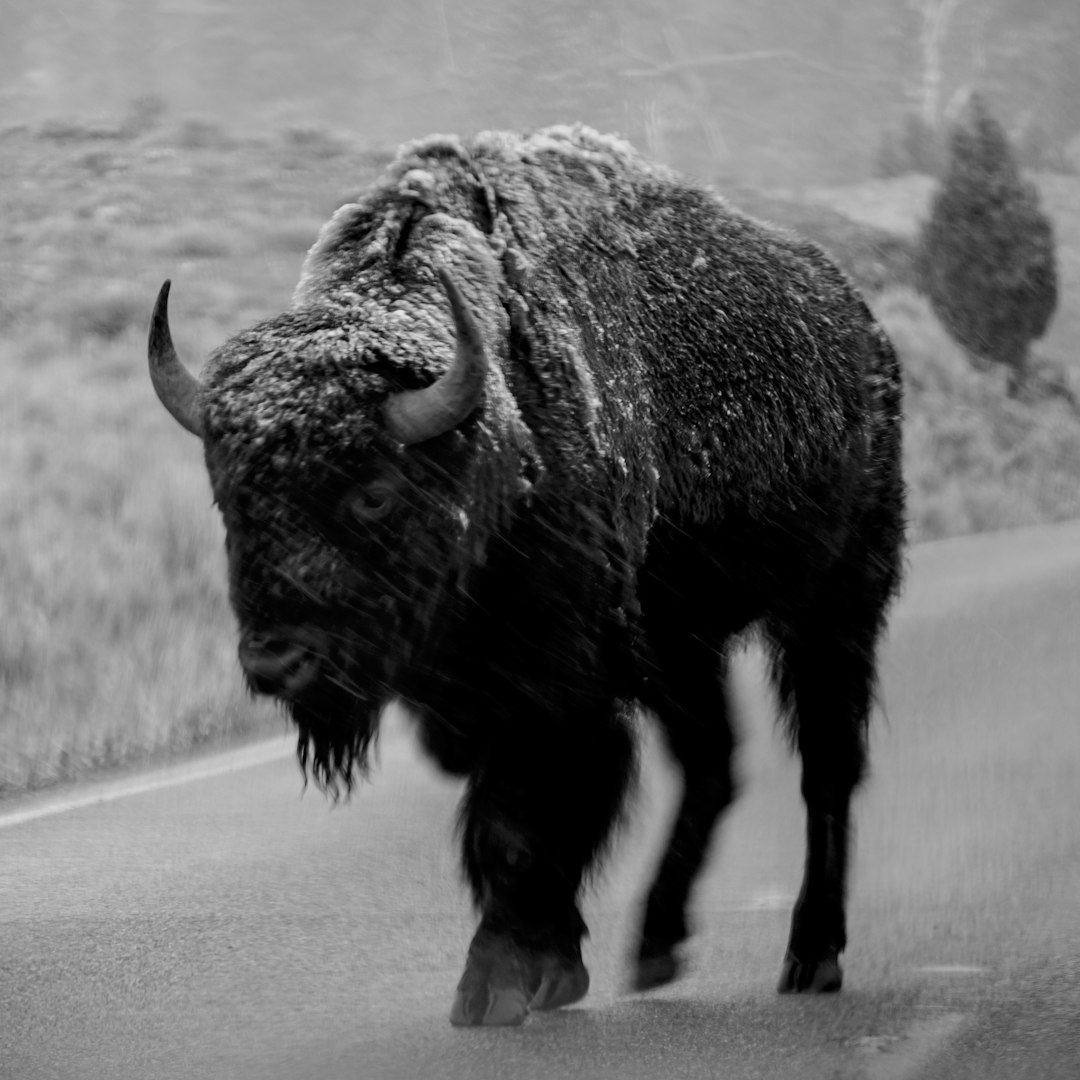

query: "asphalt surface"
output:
2 521 1080 1079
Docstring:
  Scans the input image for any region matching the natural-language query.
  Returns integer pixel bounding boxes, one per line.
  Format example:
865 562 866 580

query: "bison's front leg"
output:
450 719 634 1027
451 814 591 1028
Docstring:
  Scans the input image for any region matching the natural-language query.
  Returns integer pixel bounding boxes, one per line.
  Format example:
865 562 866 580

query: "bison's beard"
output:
288 676 385 797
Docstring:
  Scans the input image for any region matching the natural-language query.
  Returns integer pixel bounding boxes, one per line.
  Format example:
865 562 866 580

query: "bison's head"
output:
148 269 504 788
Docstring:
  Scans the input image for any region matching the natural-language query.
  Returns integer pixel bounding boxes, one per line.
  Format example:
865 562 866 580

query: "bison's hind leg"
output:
767 548 897 994
632 654 736 992
768 623 867 994
631 550 743 993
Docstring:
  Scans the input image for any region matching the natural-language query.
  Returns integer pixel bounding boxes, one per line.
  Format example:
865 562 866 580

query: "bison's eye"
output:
343 477 398 524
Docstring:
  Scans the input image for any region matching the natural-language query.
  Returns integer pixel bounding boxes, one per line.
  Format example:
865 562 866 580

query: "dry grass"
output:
0 116 386 797
0 332 284 792
2 115 1079 797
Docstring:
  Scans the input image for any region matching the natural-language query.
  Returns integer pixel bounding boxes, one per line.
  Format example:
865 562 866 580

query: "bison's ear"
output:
382 268 488 445
148 280 205 438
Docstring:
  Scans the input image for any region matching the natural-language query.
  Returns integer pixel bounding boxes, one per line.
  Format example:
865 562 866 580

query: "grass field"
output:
2 113 1078 797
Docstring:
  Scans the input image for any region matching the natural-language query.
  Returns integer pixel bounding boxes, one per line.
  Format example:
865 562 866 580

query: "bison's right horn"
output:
383 268 488 445
148 280 205 438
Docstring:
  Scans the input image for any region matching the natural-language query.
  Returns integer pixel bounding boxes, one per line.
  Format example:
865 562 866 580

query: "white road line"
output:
732 891 794 911
0 735 295 831
914 965 986 975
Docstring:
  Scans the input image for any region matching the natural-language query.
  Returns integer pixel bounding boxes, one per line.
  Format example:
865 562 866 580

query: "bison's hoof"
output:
530 955 590 1012
450 981 531 1027
449 931 592 1026
777 950 843 994
631 947 681 992
449 954 531 1027
449 938 543 1027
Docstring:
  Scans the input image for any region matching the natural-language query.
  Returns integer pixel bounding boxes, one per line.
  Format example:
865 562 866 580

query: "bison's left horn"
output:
148 280 205 438
383 268 488 445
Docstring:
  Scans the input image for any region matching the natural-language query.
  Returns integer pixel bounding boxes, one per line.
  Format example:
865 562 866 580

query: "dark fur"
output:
187 125 905 1011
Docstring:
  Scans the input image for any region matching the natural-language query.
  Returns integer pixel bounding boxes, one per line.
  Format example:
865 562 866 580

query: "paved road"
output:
2 522 1079 1079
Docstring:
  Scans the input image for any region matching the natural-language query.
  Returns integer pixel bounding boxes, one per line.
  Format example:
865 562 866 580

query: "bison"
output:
148 125 904 1026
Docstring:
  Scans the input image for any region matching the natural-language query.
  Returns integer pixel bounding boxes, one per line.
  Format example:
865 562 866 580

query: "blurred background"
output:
4 0 1080 185
2 0 1079 797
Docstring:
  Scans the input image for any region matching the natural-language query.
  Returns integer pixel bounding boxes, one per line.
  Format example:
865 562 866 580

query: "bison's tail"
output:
766 316 906 758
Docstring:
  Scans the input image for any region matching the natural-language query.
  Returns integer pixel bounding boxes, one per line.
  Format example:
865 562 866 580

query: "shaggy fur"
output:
170 124 905 1023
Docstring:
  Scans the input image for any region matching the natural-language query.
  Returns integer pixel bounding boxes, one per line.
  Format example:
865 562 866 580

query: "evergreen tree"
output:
917 95 1057 392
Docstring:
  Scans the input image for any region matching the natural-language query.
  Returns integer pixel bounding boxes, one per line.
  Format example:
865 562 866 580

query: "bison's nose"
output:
238 630 323 697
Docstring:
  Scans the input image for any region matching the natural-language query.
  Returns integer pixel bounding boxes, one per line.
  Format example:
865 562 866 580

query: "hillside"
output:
3 0 1079 188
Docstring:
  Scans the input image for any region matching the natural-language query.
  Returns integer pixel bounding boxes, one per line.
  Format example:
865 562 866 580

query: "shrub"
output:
157 223 236 260
916 96 1058 393
173 118 237 151
875 287 1080 540
280 125 350 160
120 94 167 139
36 117 125 143
65 289 146 341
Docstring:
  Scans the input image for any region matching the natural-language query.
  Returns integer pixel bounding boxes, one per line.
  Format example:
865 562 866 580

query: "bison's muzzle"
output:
238 626 328 698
